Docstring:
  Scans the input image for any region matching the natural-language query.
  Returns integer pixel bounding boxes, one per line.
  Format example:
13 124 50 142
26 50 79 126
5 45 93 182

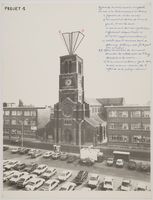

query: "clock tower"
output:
54 31 86 145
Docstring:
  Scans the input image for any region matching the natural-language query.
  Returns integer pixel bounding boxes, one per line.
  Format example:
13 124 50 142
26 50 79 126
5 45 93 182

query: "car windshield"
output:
122 182 129 187
46 170 51 173
28 182 35 186
38 167 43 170
19 178 25 182
13 175 18 178
90 177 97 181
60 187 66 191
9 162 15 165
105 181 111 185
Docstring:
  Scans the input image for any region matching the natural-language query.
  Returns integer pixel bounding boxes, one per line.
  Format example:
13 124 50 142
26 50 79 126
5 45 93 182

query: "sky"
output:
1 2 151 107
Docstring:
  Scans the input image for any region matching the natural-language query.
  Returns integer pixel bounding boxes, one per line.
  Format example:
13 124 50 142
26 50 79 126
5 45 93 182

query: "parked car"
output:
4 160 19 170
31 150 42 158
39 179 60 191
3 160 11 167
40 168 57 180
59 182 76 191
88 174 100 189
58 170 72 182
79 158 94 166
106 158 114 166
11 147 21 154
24 162 38 173
8 172 28 185
43 151 53 158
28 149 36 155
60 153 68 161
25 178 45 191
3 145 9 151
138 162 150 172
51 152 61 160
97 152 104 163
19 148 30 154
99 177 113 191
127 160 136 170
13 162 27 171
120 179 131 191
67 155 77 163
3 170 17 182
116 159 124 168
73 170 88 186
16 174 37 188
32 164 48 175
135 183 147 191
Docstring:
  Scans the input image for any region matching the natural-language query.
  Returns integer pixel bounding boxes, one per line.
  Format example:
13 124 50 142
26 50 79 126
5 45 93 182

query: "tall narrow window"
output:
78 62 82 74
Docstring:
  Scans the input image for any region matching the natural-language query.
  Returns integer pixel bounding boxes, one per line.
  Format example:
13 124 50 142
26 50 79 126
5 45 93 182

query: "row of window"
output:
108 110 150 118
108 123 150 131
109 135 150 144
4 110 37 117
64 119 72 125
91 106 101 114
4 119 36 126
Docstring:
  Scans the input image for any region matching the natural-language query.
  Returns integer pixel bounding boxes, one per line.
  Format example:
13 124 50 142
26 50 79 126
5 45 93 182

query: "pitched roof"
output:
97 98 124 106
85 114 106 127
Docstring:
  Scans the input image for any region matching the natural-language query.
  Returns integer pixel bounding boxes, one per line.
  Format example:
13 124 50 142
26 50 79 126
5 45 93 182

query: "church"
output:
53 31 123 146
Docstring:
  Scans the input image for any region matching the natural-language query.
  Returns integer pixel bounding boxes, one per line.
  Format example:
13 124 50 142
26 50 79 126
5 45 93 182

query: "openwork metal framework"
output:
62 31 85 55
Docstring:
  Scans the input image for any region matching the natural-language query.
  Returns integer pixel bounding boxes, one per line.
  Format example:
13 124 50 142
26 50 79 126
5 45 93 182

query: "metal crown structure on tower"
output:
62 31 85 55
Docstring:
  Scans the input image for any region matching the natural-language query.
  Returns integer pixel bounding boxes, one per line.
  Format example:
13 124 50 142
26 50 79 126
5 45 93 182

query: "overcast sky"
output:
2 2 151 106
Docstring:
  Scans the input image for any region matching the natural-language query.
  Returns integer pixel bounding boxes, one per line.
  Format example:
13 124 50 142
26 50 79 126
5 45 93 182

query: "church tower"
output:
54 31 86 145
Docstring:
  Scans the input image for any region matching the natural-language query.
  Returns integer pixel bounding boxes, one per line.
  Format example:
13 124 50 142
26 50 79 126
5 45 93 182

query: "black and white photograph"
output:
1 0 152 199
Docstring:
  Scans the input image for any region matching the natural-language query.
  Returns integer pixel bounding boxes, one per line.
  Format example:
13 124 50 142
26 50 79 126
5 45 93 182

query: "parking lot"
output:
3 145 151 191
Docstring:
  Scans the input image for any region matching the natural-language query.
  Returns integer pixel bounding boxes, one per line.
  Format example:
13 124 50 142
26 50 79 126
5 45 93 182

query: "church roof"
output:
85 114 106 127
97 98 124 106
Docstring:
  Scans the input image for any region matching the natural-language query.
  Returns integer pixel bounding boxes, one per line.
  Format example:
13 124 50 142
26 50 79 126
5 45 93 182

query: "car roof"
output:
46 167 56 171
117 159 123 161
122 179 130 183
45 179 59 184
62 182 76 187
90 173 98 178
38 164 47 167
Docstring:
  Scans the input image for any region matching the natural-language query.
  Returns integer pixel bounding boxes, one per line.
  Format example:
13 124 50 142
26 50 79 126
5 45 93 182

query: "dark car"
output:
19 148 30 155
73 170 88 185
79 158 94 166
60 153 68 161
3 146 9 151
24 163 38 173
31 150 42 158
67 155 77 163
51 152 61 160
13 163 26 171
128 160 137 170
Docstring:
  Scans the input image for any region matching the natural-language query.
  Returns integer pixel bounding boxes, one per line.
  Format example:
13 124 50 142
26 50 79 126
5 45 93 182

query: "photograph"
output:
1 0 152 199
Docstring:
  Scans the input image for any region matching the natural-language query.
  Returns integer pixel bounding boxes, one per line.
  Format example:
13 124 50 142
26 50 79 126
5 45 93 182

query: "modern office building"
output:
3 104 47 139
106 105 150 149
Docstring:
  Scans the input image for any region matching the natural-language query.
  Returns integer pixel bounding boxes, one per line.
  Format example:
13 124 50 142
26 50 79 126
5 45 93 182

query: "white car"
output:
11 147 21 153
103 177 113 191
40 168 57 180
4 160 19 170
8 172 29 185
120 179 131 191
43 151 53 158
3 160 11 166
3 170 17 182
58 170 72 182
16 174 37 188
25 178 45 191
39 179 60 191
59 182 76 191
32 164 48 175
88 174 100 188
116 159 124 167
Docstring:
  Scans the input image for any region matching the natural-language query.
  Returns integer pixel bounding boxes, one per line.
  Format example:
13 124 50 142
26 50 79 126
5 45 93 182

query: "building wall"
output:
3 107 44 138
106 106 150 148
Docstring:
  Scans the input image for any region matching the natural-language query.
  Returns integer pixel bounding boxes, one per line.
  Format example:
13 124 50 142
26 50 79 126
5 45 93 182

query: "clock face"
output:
65 79 72 86
63 104 72 117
